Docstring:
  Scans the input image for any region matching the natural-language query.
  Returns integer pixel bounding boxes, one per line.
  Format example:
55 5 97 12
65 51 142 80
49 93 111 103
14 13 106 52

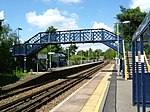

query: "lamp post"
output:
114 20 130 76
88 50 90 62
0 19 4 32
81 50 82 64
66 47 70 66
17 27 22 43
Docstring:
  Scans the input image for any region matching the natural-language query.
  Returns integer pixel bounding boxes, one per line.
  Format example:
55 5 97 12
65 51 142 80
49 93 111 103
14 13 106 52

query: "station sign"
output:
38 54 47 59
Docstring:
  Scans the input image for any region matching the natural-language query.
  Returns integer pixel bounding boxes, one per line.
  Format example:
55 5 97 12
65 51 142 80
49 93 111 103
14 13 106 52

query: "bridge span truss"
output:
12 28 123 71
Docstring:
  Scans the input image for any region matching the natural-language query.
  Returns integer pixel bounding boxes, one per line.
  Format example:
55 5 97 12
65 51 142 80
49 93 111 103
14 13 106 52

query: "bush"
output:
0 68 25 87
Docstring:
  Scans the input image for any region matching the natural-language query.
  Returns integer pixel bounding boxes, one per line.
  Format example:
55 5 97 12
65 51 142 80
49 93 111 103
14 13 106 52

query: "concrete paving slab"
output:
116 77 136 112
50 64 113 112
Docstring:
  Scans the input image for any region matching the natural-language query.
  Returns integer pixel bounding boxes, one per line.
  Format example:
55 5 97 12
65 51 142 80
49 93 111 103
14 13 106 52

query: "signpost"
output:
48 52 55 68
37 54 48 72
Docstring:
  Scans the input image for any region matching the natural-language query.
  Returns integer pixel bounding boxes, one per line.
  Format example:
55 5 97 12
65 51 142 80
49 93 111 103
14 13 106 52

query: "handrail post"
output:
136 40 140 112
122 40 128 80
140 35 146 112
132 41 136 105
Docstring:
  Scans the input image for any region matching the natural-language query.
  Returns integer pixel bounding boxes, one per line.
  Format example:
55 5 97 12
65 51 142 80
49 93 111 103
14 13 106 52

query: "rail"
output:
0 62 109 112
144 52 150 73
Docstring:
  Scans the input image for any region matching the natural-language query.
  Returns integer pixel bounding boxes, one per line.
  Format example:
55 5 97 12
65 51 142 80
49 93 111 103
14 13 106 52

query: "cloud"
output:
91 22 113 51
0 11 4 20
76 43 108 52
92 22 113 32
42 0 81 3
26 8 78 30
57 0 81 3
130 0 150 12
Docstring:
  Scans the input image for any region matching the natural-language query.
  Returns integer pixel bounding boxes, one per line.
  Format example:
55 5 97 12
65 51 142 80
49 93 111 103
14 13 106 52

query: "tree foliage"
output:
104 48 116 59
0 24 21 73
116 6 147 48
68 44 78 56
39 26 63 54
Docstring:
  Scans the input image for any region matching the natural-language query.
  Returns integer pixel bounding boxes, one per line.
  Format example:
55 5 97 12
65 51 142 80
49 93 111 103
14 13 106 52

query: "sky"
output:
0 0 150 51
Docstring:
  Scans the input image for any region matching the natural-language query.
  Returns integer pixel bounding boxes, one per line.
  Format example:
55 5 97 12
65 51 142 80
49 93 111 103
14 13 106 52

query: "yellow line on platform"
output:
94 80 109 112
80 64 114 112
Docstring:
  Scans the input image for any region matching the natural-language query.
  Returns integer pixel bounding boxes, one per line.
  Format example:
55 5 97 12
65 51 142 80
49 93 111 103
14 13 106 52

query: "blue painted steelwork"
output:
132 11 150 112
12 28 123 57
132 41 136 106
140 35 146 112
136 41 140 112
12 28 123 72
133 12 150 41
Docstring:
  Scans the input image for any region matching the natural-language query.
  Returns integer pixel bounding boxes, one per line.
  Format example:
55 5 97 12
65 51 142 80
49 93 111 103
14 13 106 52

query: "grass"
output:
0 68 26 87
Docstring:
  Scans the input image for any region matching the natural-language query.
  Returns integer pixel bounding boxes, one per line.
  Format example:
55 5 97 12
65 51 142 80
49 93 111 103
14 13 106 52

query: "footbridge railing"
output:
132 11 150 112
12 28 123 56
144 52 150 73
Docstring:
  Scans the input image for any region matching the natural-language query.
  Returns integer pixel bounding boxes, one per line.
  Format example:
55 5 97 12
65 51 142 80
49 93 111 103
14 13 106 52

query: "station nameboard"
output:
38 54 47 59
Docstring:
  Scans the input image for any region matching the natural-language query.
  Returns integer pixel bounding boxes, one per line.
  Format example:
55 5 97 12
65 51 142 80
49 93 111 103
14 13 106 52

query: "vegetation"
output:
0 24 24 86
0 24 22 73
116 6 147 50
0 6 147 86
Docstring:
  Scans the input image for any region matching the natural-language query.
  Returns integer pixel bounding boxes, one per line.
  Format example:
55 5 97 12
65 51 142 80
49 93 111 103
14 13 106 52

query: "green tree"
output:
46 26 57 33
39 26 63 54
116 6 147 49
68 44 78 56
94 49 102 60
0 24 20 73
104 48 116 59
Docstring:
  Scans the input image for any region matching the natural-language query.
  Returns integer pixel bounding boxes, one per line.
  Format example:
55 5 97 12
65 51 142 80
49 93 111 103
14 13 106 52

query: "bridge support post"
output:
132 41 136 105
122 57 124 78
136 40 140 112
24 56 27 72
140 35 146 112
23 44 27 72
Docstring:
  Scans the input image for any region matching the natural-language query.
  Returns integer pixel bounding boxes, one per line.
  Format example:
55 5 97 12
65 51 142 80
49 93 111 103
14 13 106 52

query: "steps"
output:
126 51 148 78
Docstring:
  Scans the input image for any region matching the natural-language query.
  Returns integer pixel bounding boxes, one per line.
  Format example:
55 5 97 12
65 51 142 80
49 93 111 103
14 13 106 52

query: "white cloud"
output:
92 22 113 32
57 0 81 3
63 22 112 52
42 0 81 3
91 22 113 51
0 11 4 20
130 0 150 12
26 8 78 30
76 43 108 52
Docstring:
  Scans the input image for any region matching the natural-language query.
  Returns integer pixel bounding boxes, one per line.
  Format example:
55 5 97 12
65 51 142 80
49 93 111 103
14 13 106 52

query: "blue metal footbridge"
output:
12 28 123 71
11 11 150 112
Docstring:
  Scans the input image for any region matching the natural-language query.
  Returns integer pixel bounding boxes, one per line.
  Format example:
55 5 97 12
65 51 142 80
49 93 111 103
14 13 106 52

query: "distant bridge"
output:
12 28 123 71
12 28 123 57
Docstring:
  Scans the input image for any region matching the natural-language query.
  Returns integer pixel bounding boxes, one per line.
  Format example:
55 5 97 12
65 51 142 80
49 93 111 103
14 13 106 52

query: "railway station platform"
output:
49 63 138 112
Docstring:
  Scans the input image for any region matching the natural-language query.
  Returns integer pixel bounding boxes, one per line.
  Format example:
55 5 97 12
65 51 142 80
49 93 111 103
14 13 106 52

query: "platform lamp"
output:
17 27 22 43
0 19 4 37
114 20 130 76
66 47 70 66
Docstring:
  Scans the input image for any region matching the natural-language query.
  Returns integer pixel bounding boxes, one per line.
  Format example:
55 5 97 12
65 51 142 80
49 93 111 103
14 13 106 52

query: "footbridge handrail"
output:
132 12 150 41
12 28 123 56
24 28 122 44
144 52 150 73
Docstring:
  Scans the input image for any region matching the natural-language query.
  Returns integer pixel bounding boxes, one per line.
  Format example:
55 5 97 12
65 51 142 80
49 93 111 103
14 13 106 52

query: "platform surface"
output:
49 63 150 112
50 64 113 112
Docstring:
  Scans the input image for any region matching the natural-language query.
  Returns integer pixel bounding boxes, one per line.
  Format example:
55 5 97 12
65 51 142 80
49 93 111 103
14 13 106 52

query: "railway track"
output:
0 79 57 100
0 61 109 112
